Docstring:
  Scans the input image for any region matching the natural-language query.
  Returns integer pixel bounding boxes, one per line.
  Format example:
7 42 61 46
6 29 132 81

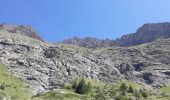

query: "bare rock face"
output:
61 22 170 48
0 24 170 95
0 24 44 42
116 22 170 46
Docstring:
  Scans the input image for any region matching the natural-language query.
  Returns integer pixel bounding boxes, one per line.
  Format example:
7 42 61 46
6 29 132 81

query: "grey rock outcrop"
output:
115 22 170 46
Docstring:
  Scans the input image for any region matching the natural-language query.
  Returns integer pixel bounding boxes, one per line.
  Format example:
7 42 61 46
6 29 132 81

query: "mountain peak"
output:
0 24 43 42
117 22 170 46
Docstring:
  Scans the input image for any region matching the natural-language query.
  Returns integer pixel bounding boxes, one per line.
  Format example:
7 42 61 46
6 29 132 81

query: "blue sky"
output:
0 0 170 41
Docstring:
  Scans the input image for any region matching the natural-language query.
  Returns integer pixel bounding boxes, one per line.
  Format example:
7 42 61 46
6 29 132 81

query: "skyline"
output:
0 0 170 41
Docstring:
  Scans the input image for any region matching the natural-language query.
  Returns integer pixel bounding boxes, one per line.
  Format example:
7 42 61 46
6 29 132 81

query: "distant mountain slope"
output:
116 22 170 46
61 37 115 48
60 22 170 48
0 24 44 42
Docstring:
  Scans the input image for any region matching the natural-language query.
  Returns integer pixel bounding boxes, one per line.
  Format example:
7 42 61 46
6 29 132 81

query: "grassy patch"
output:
32 79 170 100
0 64 32 99
115 81 140 89
32 89 90 100
160 86 170 98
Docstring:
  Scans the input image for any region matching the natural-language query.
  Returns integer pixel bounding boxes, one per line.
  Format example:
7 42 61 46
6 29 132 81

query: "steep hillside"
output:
0 23 170 100
0 26 170 97
60 22 170 48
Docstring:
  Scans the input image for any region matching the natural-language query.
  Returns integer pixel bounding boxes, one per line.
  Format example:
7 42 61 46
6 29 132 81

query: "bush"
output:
140 90 148 98
75 78 86 94
128 85 134 93
108 85 116 97
120 83 127 95
75 78 91 94
94 88 107 100
0 84 5 90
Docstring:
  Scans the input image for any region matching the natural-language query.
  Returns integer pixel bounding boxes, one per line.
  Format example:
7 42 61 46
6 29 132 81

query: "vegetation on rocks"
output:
32 79 170 100
0 64 32 100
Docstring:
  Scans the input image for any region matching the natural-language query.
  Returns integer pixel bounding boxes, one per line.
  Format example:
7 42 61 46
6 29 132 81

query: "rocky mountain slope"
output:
116 22 170 46
0 24 170 95
0 24 43 42
61 22 170 48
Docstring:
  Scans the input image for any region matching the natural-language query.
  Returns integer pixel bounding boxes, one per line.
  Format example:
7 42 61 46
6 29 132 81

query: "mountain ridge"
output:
60 22 170 48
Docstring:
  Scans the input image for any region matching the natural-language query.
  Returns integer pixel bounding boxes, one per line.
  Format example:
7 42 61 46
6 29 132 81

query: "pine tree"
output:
120 83 127 95
75 78 88 94
73 78 92 94
128 85 134 93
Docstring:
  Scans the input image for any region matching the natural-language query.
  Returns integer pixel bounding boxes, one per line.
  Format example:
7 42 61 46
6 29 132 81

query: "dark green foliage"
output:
120 83 127 92
128 85 134 93
0 84 5 90
75 78 86 94
120 83 127 95
74 78 91 94
140 89 148 98
108 85 116 97
94 88 107 100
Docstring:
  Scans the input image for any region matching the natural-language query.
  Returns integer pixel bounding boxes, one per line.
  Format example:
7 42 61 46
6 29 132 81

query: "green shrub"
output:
128 85 134 93
75 78 91 94
94 88 107 100
0 84 5 90
75 78 86 94
120 83 127 95
108 85 116 97
140 89 148 98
